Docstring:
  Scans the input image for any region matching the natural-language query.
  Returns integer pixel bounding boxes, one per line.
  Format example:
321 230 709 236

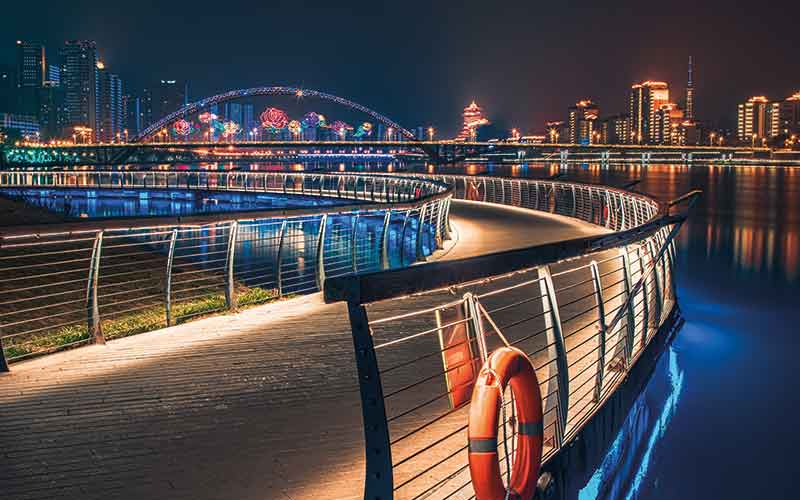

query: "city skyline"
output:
1 0 799 136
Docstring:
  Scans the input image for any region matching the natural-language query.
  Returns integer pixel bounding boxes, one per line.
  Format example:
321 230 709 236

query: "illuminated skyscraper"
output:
15 40 46 115
737 96 771 143
154 79 188 121
456 101 489 141
685 56 694 121
654 103 685 145
630 81 669 144
568 100 599 144
60 40 99 136
97 62 123 143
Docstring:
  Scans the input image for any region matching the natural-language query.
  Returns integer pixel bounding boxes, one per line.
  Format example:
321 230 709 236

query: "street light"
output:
709 132 716 146
428 126 435 141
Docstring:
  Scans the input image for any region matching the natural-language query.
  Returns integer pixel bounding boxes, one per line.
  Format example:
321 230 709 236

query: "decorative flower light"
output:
288 120 302 136
260 107 289 129
331 120 352 138
173 119 192 136
198 112 218 124
354 122 373 137
222 121 242 137
302 112 321 129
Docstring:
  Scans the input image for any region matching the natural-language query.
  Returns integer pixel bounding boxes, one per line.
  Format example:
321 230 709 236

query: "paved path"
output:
0 201 606 500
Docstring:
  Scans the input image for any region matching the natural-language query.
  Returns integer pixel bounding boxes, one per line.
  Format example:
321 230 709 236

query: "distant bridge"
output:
0 140 779 168
134 86 418 143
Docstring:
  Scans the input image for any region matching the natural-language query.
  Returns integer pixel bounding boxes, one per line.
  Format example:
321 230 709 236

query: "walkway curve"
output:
0 200 606 500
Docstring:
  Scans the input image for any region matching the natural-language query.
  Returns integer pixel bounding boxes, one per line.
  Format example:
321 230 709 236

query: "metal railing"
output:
324 175 700 500
0 171 452 369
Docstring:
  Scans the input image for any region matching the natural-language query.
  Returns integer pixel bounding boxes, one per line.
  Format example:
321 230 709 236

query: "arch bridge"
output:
134 86 418 143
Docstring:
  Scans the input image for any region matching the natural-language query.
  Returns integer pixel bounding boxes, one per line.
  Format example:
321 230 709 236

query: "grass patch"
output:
3 286 281 361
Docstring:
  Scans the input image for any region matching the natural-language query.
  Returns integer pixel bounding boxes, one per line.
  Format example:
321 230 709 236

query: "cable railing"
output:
0 171 452 370
324 174 700 500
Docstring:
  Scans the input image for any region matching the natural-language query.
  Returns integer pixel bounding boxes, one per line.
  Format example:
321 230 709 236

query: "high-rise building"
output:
16 40 46 88
60 40 99 137
0 65 15 112
15 41 46 115
139 88 154 130
97 63 123 143
599 114 629 144
37 82 66 139
737 96 771 143
47 65 60 86
654 103 685 145
154 79 188 121
456 101 489 141
777 92 800 137
630 81 669 144
122 94 140 137
685 56 694 122
568 100 599 144
243 103 255 134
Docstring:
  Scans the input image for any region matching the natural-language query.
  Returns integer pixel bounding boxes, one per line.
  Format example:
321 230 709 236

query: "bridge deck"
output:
0 201 606 500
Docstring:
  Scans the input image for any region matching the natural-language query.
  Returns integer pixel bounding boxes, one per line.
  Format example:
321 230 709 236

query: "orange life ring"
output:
468 347 543 500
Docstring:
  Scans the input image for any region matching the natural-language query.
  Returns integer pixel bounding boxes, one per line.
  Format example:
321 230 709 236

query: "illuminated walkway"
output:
0 201 605 500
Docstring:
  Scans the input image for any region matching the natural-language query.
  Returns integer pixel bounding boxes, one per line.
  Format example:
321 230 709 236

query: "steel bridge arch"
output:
133 86 417 142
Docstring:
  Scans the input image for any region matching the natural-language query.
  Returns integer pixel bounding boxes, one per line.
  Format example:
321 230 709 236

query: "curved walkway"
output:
0 201 605 500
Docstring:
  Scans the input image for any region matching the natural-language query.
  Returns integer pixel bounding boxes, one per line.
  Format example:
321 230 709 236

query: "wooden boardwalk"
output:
0 201 606 500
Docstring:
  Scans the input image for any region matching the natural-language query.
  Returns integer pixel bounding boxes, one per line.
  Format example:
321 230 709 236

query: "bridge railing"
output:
0 171 452 370
325 175 699 500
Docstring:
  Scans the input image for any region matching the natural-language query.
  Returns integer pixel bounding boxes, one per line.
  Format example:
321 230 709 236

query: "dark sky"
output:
2 0 798 135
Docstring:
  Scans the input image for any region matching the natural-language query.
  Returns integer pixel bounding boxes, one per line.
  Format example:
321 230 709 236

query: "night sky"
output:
2 0 798 135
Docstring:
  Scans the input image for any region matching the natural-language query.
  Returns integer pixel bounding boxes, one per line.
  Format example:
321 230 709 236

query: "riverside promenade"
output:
0 200 606 500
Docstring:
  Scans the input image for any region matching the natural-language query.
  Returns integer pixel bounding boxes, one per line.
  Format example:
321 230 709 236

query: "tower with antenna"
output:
686 56 694 121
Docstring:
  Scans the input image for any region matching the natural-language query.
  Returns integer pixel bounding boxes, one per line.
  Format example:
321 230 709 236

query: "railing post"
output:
86 230 105 344
590 261 607 403
351 214 360 274
275 220 288 296
224 221 238 310
463 292 489 362
399 209 411 264
637 247 650 347
433 200 444 249
538 265 568 447
444 197 453 238
315 214 328 291
619 247 636 365
380 210 391 270
415 205 427 261
0 335 8 372
571 185 577 217
165 229 178 326
346 302 393 499
647 239 663 327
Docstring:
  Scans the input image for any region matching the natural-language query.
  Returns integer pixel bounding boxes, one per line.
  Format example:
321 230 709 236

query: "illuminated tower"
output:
457 101 489 141
568 100 599 144
685 56 694 121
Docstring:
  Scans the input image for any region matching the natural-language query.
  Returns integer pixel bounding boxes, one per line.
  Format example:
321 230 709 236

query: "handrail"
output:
0 170 452 237
0 170 453 370
324 173 699 500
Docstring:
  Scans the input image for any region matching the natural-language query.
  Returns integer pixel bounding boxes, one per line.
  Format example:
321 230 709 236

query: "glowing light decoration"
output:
288 120 302 136
302 112 321 129
331 120 352 137
355 121 373 137
198 112 218 124
260 107 289 129
173 119 192 136
222 121 242 137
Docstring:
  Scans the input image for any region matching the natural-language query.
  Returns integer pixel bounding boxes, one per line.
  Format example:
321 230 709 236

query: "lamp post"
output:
427 126 435 141
709 132 716 146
